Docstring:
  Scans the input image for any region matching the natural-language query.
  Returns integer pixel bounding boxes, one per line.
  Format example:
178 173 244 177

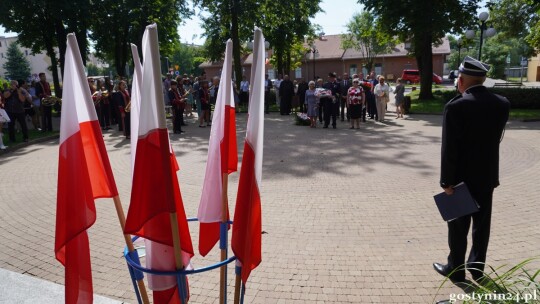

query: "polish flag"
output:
124 24 193 302
130 43 142 174
197 39 237 256
55 33 118 304
231 28 265 284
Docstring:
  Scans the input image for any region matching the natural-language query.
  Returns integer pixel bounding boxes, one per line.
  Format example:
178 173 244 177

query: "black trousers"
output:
7 112 28 142
99 103 110 128
323 99 338 127
264 91 270 113
42 105 53 131
240 91 249 109
447 186 494 278
319 101 324 122
173 107 184 133
368 96 377 119
340 96 349 121
280 96 292 115
122 112 131 138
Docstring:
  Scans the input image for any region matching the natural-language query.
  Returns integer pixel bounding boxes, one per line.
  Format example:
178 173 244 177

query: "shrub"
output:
488 88 540 109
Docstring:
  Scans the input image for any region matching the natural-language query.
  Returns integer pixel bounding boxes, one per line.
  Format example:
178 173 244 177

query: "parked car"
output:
401 69 443 84
448 70 459 80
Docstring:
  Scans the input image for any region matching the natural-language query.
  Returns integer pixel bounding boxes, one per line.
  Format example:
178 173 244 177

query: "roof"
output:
199 35 451 68
342 37 451 59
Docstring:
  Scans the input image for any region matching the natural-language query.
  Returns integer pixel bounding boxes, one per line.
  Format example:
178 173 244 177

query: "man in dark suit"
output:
279 75 295 115
433 56 510 283
340 73 351 122
322 72 341 129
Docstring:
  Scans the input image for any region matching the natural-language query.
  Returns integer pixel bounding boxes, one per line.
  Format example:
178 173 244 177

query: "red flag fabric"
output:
198 39 237 256
55 34 118 304
123 24 193 303
231 28 265 284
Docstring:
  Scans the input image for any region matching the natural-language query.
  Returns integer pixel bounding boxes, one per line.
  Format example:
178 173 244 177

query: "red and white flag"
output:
197 39 237 256
55 33 118 304
231 27 265 284
124 24 193 303
130 43 142 174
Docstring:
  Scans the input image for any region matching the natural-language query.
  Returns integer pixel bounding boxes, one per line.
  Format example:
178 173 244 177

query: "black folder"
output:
434 183 479 222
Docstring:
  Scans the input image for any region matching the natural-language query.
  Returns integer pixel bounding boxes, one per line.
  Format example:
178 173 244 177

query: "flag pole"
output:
220 173 229 304
112 196 150 304
169 213 188 303
234 265 242 304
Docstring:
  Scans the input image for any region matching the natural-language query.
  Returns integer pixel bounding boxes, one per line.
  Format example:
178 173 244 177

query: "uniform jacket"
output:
440 85 510 189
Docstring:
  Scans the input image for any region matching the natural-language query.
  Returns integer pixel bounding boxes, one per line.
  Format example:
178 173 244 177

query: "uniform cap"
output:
459 56 490 76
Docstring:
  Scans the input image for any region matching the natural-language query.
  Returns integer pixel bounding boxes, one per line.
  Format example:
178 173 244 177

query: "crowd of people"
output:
0 68 409 149
267 71 406 129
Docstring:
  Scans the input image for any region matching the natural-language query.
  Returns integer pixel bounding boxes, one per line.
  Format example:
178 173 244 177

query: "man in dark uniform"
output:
433 56 510 283
322 72 341 129
279 75 295 115
340 73 351 122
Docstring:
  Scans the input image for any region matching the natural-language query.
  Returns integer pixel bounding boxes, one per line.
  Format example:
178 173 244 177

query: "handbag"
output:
0 108 11 123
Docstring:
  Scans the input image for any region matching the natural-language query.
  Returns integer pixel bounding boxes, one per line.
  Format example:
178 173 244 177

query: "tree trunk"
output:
54 20 67 79
230 0 242 89
44 40 61 98
417 32 434 100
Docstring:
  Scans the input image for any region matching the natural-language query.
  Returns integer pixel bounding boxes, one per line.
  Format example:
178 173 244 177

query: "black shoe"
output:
323 125 328 129
362 118 366 122
332 125 336 129
433 263 465 282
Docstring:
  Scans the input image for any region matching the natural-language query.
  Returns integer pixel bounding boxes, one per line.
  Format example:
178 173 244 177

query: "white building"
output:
0 35 108 82
0 35 59 82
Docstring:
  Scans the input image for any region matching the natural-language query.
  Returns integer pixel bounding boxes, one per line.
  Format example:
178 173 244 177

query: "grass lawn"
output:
2 127 59 148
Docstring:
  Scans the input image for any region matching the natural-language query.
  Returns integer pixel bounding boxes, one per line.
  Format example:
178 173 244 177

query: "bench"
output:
493 82 523 88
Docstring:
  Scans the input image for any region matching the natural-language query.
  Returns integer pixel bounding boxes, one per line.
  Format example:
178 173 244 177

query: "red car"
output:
401 69 443 84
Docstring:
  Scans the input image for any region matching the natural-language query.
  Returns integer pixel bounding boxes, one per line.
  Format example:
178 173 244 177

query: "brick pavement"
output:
0 105 539 303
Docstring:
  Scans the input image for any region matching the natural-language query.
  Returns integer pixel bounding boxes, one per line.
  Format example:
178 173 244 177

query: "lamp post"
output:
306 44 318 80
457 38 463 68
465 12 496 61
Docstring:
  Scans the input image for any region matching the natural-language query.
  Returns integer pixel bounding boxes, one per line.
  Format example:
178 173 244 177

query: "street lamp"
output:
465 11 496 61
456 38 463 68
306 44 318 80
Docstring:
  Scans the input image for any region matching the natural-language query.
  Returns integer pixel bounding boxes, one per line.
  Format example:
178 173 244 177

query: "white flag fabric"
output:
130 43 143 174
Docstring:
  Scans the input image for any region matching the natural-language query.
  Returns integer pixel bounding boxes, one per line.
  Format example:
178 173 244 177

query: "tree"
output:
359 0 481 100
489 0 540 54
170 42 205 76
2 42 31 81
259 0 322 77
195 0 259 88
341 11 395 74
90 0 191 77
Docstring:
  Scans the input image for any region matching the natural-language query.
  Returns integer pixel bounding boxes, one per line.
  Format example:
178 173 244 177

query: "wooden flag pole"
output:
220 173 229 304
112 196 150 304
169 212 187 303
233 267 241 304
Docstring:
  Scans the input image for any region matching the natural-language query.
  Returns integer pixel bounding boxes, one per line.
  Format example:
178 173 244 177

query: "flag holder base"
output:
123 217 237 304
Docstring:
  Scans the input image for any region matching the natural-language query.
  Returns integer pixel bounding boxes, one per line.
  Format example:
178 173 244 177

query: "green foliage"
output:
2 42 31 81
170 43 205 76
359 0 482 100
90 0 192 77
490 0 540 53
341 11 396 73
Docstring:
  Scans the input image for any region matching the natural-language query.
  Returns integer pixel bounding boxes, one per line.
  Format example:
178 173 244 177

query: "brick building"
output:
199 35 451 82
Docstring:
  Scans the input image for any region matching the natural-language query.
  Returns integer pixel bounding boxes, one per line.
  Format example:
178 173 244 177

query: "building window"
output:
25 50 29 56
1 53 3 58
295 67 302 79
267 69 275 80
349 64 357 76
374 63 382 77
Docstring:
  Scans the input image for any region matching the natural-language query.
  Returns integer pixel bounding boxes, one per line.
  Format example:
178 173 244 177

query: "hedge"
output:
419 88 540 109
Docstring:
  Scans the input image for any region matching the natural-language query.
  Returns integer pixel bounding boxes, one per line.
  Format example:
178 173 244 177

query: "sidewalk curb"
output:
0 134 59 157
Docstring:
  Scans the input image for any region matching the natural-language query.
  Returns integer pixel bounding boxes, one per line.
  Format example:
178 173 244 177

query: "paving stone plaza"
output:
0 105 539 303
